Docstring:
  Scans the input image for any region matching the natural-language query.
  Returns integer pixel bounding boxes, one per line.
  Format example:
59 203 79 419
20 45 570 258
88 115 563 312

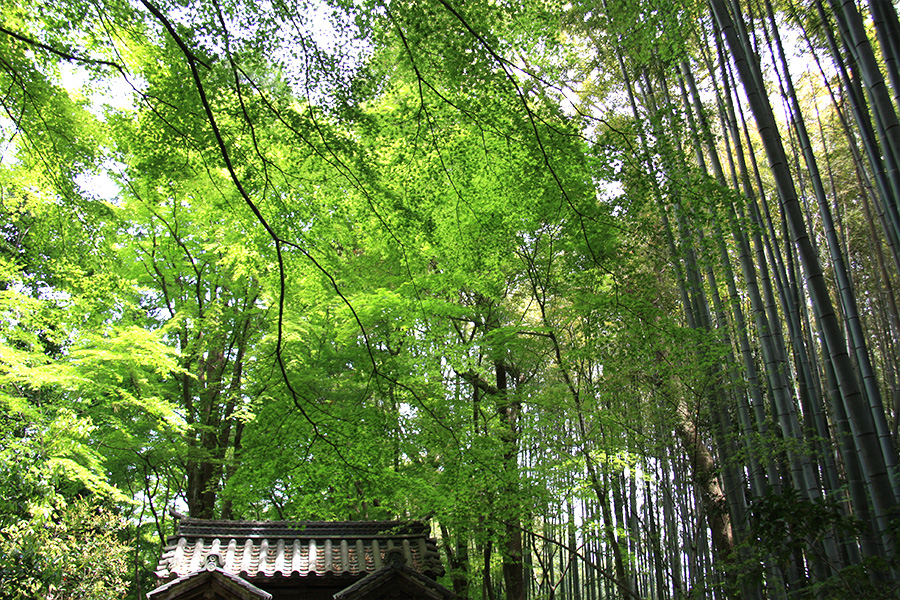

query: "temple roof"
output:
147 567 273 600
334 548 457 600
155 518 445 582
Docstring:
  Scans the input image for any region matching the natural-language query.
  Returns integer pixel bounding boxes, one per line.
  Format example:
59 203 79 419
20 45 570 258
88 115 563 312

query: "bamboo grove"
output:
1 0 899 598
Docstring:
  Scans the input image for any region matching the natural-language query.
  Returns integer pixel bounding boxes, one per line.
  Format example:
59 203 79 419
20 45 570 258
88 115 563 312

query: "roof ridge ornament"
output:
205 552 223 571
385 547 404 567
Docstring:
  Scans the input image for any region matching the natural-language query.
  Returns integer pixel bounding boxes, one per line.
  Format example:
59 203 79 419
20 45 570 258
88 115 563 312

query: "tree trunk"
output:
711 0 898 554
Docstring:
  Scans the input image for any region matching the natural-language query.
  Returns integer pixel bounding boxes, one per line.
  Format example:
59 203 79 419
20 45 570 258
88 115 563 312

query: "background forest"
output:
1 0 899 598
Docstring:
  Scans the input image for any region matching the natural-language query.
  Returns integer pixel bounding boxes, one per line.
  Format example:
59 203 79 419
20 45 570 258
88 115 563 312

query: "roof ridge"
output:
177 518 425 527
174 519 430 538
174 518 431 537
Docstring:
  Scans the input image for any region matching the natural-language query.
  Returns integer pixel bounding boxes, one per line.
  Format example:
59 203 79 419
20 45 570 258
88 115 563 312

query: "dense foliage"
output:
1 0 900 598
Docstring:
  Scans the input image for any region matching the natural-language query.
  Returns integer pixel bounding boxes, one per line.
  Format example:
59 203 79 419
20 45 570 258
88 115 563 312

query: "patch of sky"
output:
58 62 139 115
0 119 20 167
74 159 127 205
272 5 375 108
176 0 375 109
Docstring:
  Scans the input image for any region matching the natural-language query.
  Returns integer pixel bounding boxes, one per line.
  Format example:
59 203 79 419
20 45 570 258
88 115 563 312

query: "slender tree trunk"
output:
868 0 900 109
711 0 898 555
494 360 525 600
764 0 900 503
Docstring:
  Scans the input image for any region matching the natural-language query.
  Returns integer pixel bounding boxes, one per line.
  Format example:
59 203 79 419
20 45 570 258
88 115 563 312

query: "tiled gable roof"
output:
155 518 445 582
148 567 273 600
334 549 456 600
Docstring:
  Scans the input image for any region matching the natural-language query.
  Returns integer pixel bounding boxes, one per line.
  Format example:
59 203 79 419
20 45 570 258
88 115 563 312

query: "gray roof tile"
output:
156 519 444 582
